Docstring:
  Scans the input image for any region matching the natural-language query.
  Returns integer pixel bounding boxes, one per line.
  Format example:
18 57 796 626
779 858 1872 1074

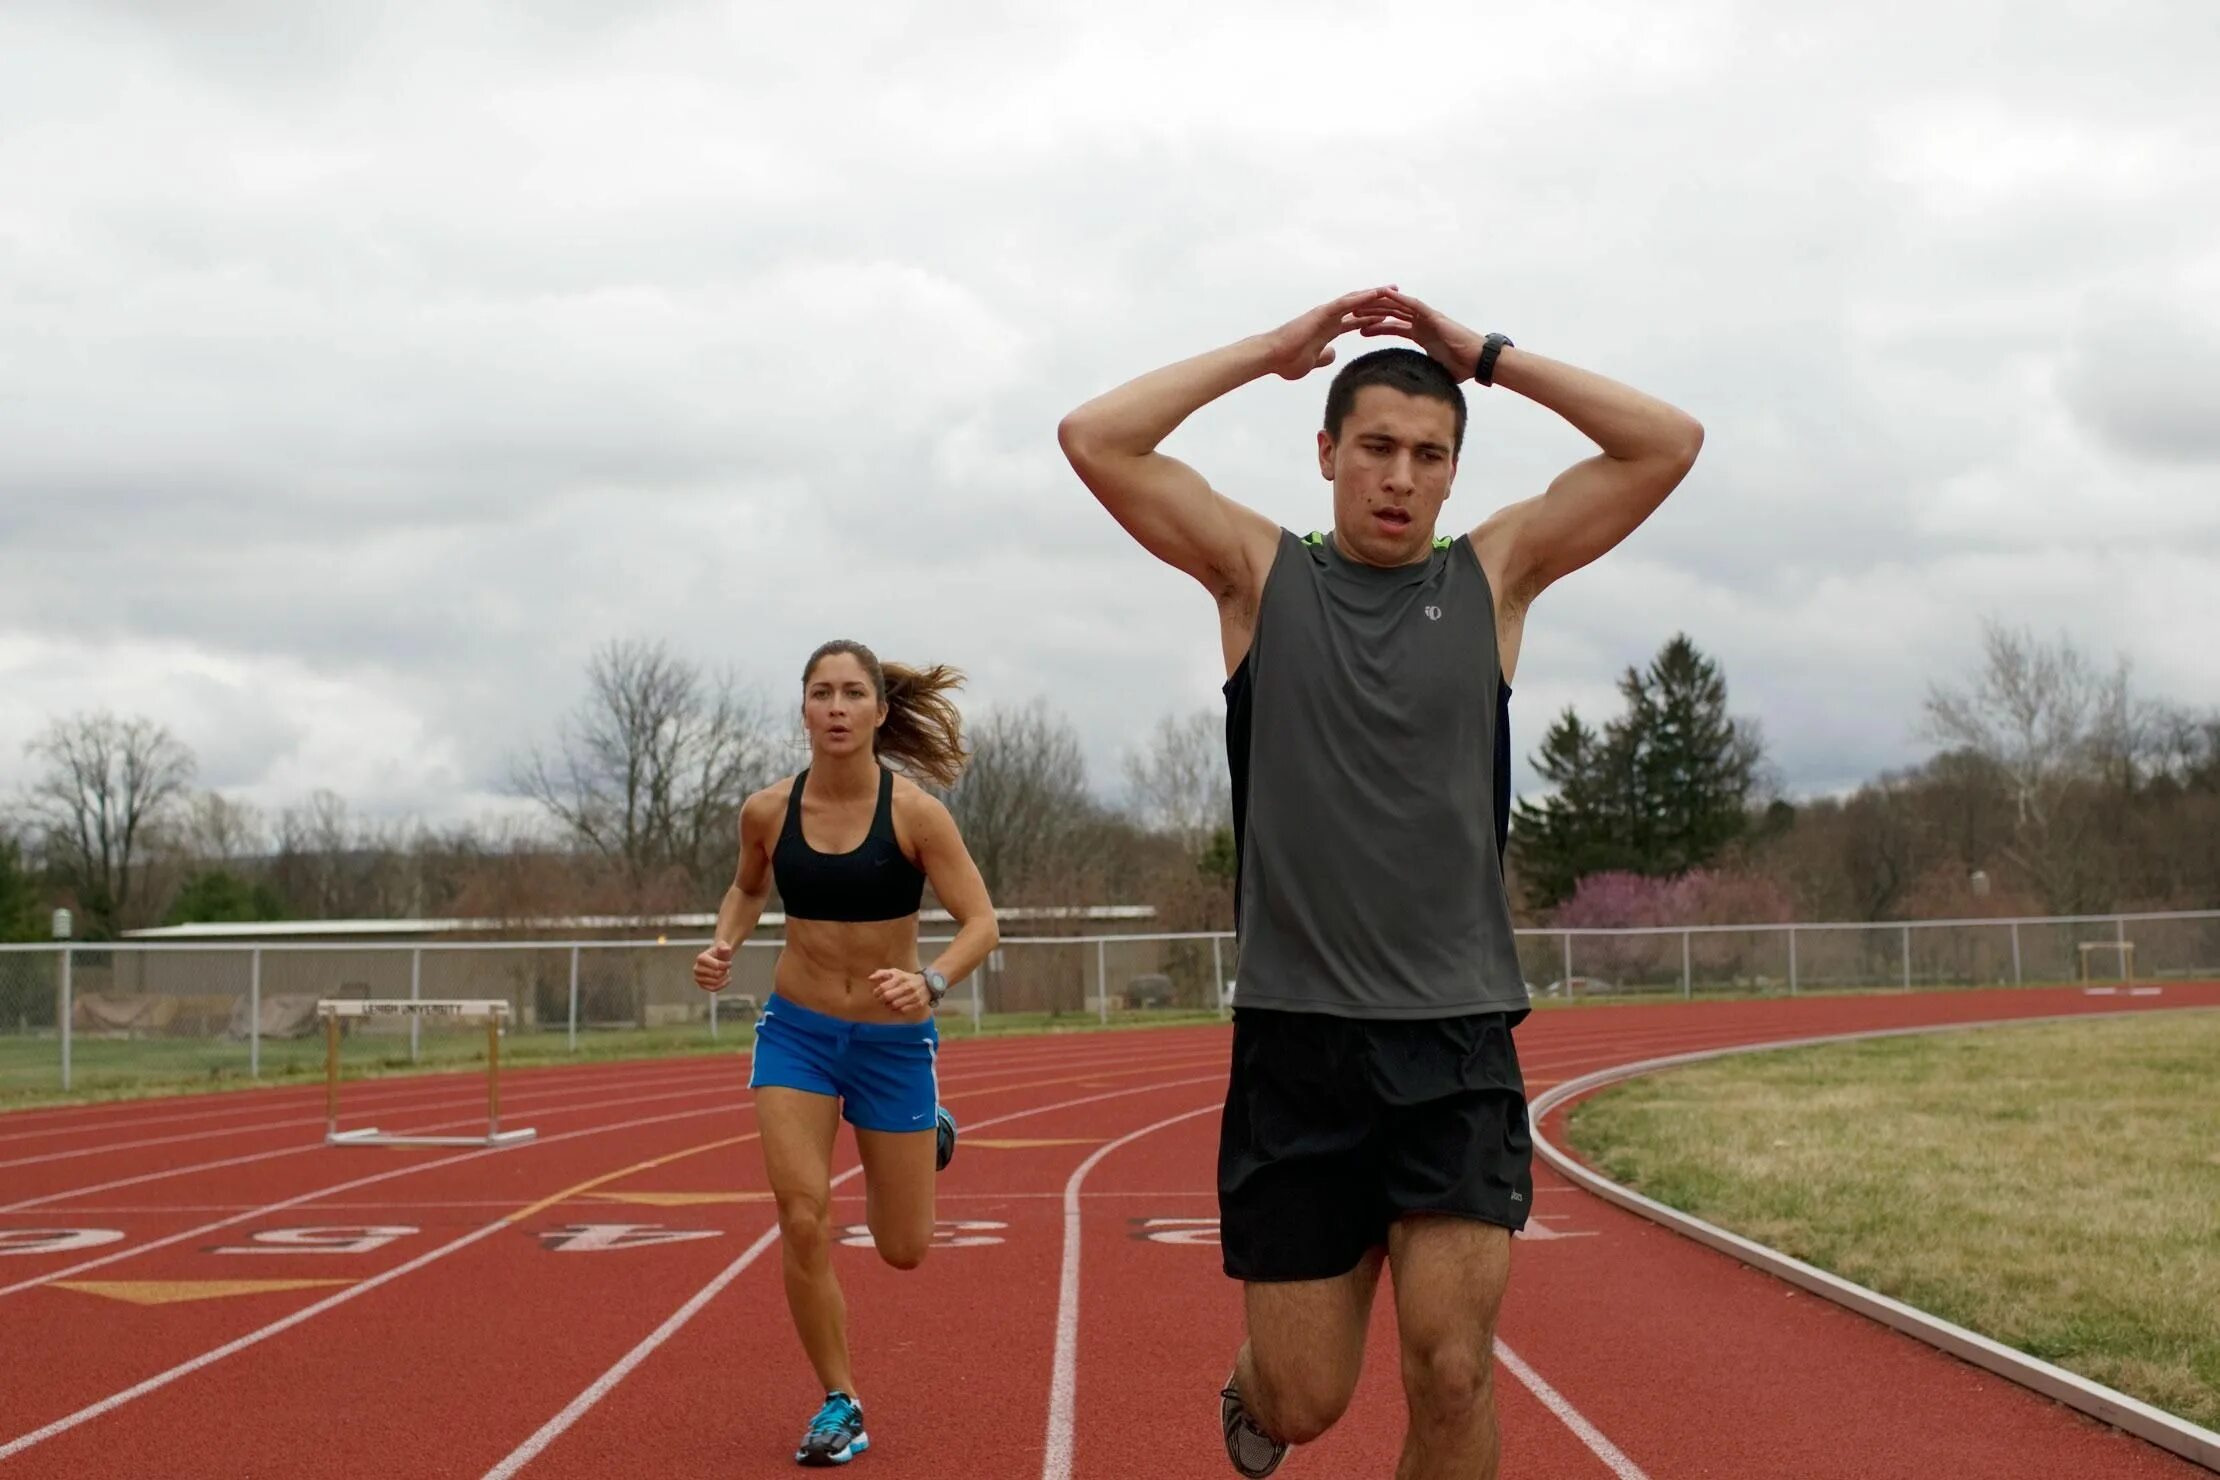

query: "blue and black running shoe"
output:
795 1391 869 1467
935 1105 957 1172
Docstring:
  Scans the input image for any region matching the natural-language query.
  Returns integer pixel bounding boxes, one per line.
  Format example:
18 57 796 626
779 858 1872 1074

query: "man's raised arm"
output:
1356 289 1704 610
1057 288 1390 603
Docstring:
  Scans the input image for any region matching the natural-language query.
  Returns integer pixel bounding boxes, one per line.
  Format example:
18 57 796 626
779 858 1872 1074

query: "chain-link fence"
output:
3 909 2213 1100
1525 912 2220 1000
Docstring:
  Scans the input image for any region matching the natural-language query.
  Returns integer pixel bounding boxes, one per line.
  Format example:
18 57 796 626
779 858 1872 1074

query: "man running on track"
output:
1057 287 1702 1479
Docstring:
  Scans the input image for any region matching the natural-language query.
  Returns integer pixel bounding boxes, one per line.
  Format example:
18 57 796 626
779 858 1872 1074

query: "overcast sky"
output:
2 0 2215 832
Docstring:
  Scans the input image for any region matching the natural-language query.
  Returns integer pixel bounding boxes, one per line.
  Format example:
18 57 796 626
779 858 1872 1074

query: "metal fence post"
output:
2010 921 2022 985
567 946 581 1052
1096 938 1109 1025
409 948 422 1063
1788 927 1798 996
59 944 73 1093
1681 931 1692 999
710 981 719 1041
1901 926 1912 991
1211 935 1226 1018
1562 932 1573 997
971 973 984 1035
250 947 263 1079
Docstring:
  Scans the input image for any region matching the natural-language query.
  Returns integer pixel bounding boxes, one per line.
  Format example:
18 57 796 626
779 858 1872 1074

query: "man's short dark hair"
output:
1322 348 1467 456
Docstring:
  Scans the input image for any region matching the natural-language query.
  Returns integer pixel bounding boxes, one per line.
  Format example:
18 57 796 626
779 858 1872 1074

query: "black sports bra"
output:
772 767 927 923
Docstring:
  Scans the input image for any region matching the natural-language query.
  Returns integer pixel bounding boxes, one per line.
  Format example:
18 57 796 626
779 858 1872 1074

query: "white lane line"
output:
0 1071 828 1463
0 1096 744 1300
0 1052 1229 1461
482 1075 1227 1480
0 1061 733 1149
0 1196 539 1462
0 1189 1227 1215
0 1027 1201 1151
476 1221 807 1480
0 1079 736 1216
1 1049 1222 1295
1494 1341 1650 1480
0 1065 729 1166
4 1040 1224 1209
1040 1104 1221 1480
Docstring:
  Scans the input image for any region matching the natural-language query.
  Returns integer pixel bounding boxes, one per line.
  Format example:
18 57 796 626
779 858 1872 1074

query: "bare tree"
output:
1923 621 2131 817
260 791 423 919
175 790 270 866
434 816 606 924
22 712 196 936
1122 709 1230 855
512 638 778 902
273 790 353 918
146 791 270 928
1920 620 2134 911
2139 702 2220 793
944 700 1101 902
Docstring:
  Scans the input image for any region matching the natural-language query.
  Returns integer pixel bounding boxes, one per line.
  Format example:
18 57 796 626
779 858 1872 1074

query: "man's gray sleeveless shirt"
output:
1224 529 1530 1019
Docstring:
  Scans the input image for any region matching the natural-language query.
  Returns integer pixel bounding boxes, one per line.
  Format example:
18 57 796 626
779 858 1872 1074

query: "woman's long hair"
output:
802 639 968 788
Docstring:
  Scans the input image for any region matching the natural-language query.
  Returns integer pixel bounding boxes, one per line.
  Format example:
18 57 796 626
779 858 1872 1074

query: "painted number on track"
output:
539 1224 724 1253
838 1220 1007 1250
216 1226 419 1255
1516 1216 1598 1241
0 1228 127 1256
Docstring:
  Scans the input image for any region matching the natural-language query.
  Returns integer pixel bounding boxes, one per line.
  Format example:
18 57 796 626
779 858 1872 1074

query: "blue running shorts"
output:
748 993 941 1134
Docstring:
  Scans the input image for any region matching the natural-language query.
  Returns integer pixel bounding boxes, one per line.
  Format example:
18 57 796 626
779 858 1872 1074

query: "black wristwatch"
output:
1474 333 1513 387
922 968 949 1007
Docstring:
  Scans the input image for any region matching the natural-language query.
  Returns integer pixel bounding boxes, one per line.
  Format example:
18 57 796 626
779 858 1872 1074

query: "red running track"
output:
0 984 2213 1478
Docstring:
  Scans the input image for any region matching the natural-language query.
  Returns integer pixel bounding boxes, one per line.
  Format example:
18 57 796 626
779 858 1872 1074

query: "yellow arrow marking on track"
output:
52 1279 356 1306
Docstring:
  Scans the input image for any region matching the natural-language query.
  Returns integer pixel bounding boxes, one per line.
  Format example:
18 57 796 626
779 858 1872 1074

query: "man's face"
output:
1318 385 1459 567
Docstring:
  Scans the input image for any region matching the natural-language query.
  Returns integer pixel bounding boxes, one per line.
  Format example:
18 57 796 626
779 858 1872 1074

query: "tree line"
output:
1507 620 2220 926
5 622 2216 944
0 638 1236 942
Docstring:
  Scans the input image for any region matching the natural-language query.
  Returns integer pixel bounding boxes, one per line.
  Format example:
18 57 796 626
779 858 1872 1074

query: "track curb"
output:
1529 1008 2220 1474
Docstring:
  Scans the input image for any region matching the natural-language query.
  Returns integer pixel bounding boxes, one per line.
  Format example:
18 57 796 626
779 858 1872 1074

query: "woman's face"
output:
802 651 885 761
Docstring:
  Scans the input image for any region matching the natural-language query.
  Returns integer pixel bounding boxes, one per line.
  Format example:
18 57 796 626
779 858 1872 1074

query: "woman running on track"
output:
694 638 1000 1468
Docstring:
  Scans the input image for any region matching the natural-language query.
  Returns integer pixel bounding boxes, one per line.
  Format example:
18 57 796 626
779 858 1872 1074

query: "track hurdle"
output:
317 999 537 1148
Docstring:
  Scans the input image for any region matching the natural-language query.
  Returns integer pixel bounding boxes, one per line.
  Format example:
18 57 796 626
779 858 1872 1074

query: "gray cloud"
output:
2060 305 2220 465
2 0 2217 830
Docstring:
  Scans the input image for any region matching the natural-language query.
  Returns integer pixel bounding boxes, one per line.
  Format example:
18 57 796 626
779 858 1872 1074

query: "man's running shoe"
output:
796 1391 869 1467
935 1105 957 1172
1220 1369 1288 1477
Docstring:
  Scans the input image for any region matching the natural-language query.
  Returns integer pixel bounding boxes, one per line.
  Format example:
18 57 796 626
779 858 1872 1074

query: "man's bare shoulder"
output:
1223 504 1286 606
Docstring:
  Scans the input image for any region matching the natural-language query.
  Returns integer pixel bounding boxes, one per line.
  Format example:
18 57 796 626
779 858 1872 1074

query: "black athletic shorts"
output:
1217 1006 1533 1283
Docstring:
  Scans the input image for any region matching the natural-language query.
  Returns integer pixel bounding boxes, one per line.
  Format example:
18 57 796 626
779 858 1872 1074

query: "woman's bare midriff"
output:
773 916 930 1025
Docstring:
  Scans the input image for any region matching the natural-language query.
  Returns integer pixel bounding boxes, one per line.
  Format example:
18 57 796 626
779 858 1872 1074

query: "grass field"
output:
0 1008 1234 1108
1568 1010 2220 1430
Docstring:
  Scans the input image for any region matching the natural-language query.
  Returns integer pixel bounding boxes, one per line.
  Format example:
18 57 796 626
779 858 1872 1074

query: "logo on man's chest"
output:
1424 605 1443 622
